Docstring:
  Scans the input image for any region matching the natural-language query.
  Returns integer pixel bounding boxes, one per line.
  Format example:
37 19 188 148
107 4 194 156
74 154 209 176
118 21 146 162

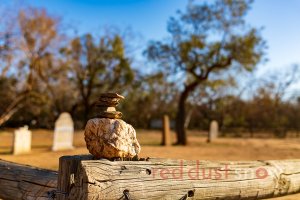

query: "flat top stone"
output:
99 93 125 99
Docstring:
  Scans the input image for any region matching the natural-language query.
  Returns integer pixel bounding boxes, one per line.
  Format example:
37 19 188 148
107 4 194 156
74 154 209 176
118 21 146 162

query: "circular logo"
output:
256 168 268 179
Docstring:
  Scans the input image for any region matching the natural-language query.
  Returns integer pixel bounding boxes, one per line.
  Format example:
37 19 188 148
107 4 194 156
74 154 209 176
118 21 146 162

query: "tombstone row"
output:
12 112 74 155
12 114 218 154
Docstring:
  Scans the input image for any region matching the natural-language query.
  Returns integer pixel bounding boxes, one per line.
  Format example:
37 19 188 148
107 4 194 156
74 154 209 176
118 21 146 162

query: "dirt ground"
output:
1 129 300 199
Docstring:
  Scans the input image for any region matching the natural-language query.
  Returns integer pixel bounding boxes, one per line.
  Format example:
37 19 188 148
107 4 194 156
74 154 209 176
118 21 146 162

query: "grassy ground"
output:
0 129 300 199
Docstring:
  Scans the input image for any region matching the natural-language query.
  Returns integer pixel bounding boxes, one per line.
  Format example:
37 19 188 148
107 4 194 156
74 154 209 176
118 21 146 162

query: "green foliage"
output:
60 33 135 123
147 0 265 83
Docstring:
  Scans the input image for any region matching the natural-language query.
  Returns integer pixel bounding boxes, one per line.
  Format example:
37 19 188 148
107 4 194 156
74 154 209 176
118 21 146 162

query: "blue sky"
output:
13 0 300 76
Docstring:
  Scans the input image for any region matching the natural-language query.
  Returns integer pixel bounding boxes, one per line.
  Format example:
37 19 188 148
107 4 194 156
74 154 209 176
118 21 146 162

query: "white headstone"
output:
208 120 218 143
52 112 74 151
13 125 32 155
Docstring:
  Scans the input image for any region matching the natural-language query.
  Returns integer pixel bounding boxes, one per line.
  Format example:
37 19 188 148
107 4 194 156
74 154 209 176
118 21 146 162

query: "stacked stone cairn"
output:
84 93 142 160
95 93 124 119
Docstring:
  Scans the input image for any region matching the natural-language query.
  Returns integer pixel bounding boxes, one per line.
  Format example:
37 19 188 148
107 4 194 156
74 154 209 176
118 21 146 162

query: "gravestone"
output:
13 125 32 155
52 112 74 151
162 115 171 146
207 120 218 143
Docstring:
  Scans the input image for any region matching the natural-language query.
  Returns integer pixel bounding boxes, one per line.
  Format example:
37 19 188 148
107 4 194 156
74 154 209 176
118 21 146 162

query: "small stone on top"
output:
96 93 125 107
99 93 125 99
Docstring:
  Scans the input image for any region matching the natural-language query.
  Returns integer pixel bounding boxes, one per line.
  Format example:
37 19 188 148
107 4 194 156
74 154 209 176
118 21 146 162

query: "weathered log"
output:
0 159 57 200
58 155 300 200
2 156 300 200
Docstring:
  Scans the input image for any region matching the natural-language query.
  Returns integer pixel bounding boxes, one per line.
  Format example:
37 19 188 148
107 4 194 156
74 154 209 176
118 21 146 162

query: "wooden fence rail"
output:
1 156 300 199
0 159 57 200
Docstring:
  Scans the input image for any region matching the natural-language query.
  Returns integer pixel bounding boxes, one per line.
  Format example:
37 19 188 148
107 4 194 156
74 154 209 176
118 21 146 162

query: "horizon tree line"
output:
0 0 300 144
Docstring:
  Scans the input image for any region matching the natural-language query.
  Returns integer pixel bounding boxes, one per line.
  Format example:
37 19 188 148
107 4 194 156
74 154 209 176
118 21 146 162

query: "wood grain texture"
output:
57 155 93 200
1 156 300 200
58 155 300 200
0 159 57 200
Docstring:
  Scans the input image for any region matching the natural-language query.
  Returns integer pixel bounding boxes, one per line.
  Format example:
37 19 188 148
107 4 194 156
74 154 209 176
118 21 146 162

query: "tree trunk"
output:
0 92 28 126
175 81 199 145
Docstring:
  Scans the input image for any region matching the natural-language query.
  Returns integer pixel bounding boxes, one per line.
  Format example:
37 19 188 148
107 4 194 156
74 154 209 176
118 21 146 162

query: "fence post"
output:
57 155 93 200
162 114 171 146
